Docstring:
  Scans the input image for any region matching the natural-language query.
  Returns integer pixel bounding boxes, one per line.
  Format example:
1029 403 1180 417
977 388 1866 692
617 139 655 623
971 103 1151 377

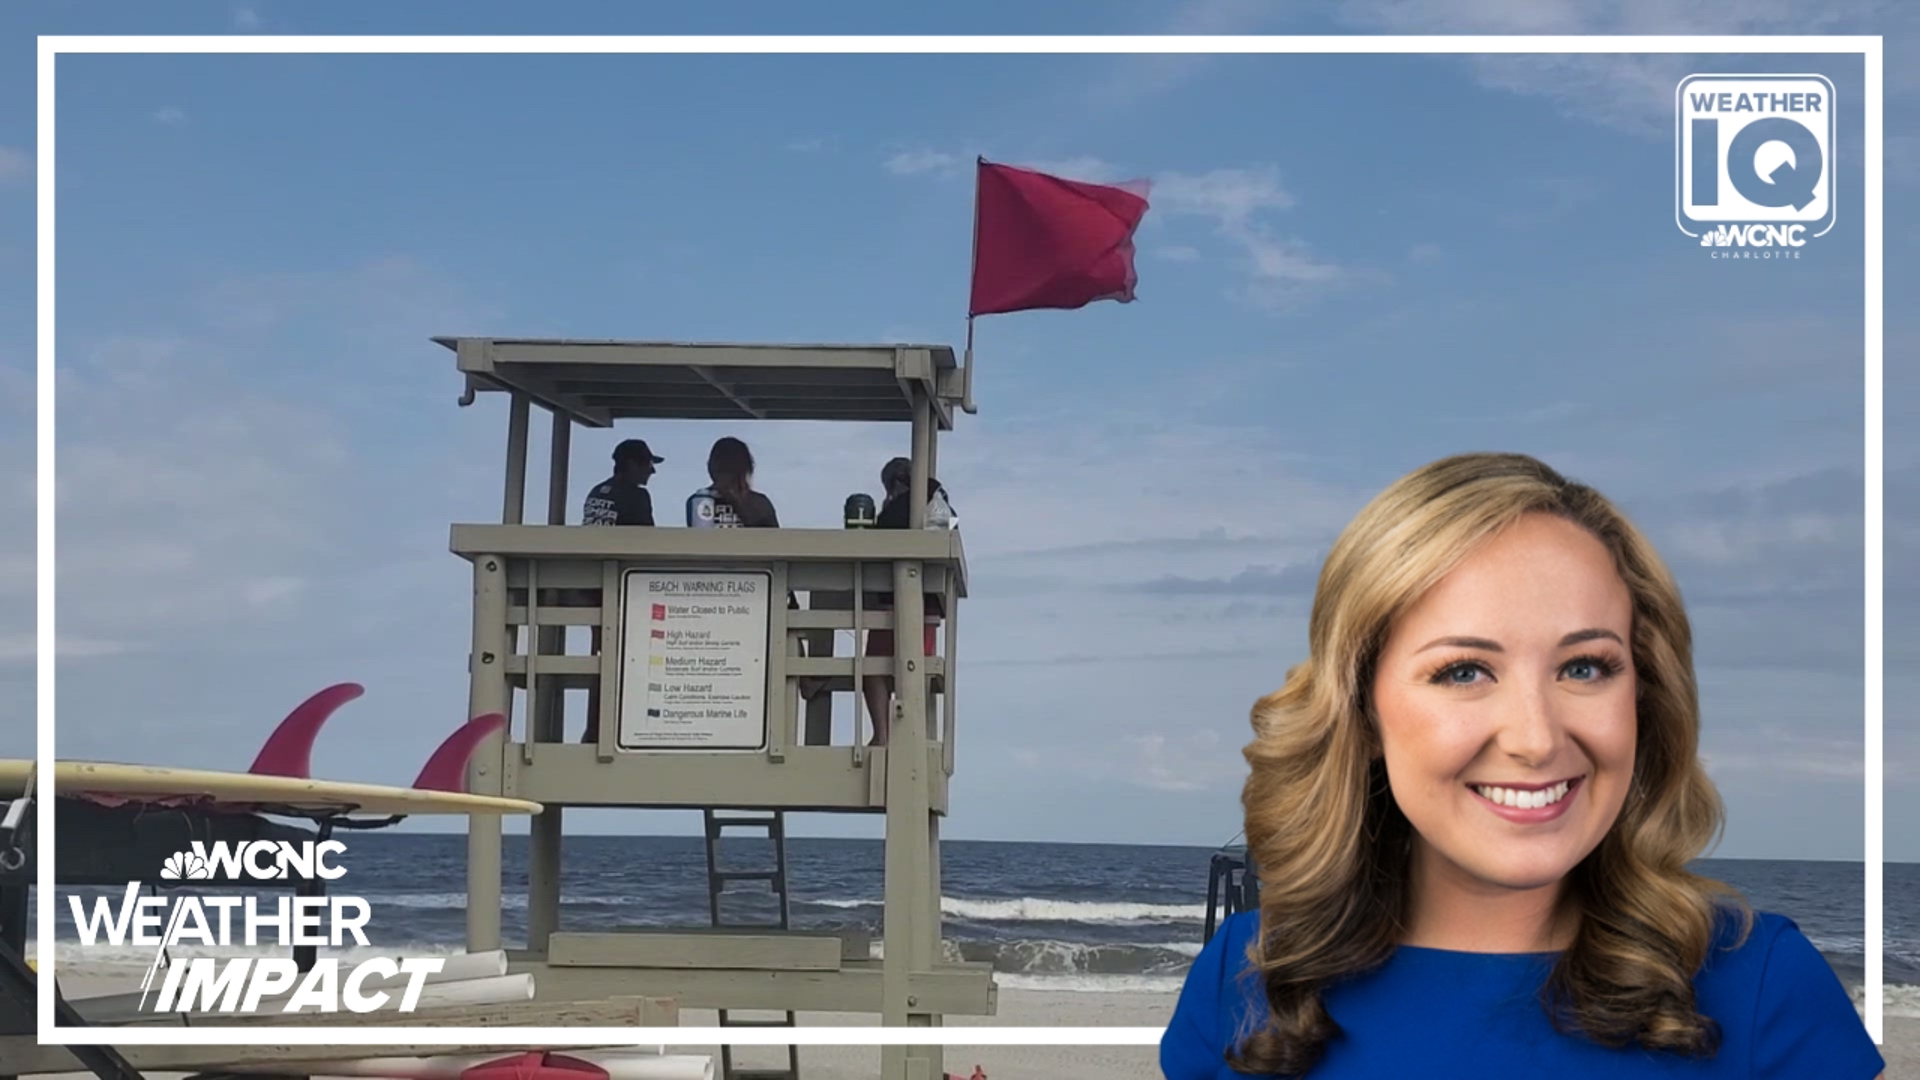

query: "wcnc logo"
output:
1676 74 1836 259
157 840 349 882
68 838 444 1014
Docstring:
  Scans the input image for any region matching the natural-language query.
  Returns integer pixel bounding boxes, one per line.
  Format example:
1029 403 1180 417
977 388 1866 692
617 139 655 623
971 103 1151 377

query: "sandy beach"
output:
22 962 1918 1079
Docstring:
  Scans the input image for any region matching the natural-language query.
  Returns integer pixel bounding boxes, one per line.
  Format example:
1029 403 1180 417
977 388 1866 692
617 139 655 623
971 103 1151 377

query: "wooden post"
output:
528 409 571 951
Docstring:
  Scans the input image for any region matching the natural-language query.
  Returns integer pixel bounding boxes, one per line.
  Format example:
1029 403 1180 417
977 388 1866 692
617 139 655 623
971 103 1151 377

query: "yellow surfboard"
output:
0 759 541 817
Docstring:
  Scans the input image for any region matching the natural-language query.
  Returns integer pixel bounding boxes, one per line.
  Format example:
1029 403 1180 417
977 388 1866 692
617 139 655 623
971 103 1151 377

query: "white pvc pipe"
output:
354 952 510 991
428 950 511 983
226 1048 643 1077
409 973 536 1010
243 1050 713 1080
253 973 537 1016
163 971 534 1019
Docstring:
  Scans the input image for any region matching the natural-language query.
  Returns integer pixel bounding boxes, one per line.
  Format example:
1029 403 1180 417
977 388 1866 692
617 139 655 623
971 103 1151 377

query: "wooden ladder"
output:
704 808 800 1080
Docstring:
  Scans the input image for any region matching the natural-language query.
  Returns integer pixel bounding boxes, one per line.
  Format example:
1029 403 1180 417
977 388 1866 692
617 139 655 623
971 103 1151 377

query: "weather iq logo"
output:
1676 74 1836 259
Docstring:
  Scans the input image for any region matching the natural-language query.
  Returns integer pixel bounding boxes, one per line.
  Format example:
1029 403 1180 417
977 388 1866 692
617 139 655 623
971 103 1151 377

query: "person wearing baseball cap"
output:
582 439 664 527
579 437 664 745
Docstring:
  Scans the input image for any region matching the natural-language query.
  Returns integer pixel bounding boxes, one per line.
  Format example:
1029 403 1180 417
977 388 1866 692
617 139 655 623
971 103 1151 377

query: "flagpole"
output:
961 156 984 415
960 313 975 413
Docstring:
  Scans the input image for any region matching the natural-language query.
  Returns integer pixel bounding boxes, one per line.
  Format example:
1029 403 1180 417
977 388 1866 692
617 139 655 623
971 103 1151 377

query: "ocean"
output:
33 834 1920 1014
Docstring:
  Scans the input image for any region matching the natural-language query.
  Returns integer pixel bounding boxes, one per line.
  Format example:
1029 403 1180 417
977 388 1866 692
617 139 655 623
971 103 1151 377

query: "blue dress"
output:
1161 910 1884 1078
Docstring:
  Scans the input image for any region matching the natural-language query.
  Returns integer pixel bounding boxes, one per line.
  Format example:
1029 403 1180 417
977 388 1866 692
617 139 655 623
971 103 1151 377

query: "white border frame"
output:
34 33 1884 1050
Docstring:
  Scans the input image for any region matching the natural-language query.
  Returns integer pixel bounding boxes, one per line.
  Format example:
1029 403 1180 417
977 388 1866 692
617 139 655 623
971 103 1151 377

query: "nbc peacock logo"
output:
158 851 214 880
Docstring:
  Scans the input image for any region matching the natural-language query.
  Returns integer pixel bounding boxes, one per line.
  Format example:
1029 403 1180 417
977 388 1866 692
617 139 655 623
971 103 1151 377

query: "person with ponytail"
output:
1161 452 1882 1079
686 436 779 529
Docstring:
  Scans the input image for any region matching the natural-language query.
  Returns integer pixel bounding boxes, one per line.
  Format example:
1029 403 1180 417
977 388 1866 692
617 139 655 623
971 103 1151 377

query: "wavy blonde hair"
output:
1232 452 1748 1076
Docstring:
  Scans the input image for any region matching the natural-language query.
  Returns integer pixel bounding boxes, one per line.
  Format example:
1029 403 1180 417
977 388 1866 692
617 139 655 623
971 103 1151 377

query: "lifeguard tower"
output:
440 338 994 1080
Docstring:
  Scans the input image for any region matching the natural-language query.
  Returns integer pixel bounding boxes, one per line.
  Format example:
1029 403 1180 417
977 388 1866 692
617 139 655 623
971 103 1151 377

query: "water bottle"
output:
686 490 719 529
925 488 955 530
844 493 877 529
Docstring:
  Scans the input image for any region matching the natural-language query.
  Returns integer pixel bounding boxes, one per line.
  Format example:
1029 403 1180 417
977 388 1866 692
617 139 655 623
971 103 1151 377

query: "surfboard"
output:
0 760 541 818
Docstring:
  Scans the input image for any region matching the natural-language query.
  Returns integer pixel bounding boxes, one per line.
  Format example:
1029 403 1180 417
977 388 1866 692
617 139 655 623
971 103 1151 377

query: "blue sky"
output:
0 1 1915 862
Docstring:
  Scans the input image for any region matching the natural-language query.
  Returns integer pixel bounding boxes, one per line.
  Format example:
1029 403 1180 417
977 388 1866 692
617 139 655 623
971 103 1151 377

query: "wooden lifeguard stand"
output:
439 338 993 1080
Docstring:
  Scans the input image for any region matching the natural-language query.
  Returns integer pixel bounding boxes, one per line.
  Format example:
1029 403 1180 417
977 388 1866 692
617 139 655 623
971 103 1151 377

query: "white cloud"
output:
154 107 187 125
1237 228 1353 298
0 635 139 663
1154 168 1295 225
1889 134 1920 188
242 575 306 609
0 147 30 186
895 152 1362 312
883 149 961 177
1702 746 1864 781
43 258 501 675
0 556 28 601
1336 0 1904 42
1154 167 1362 309
1493 174 1605 227
1125 732 1247 793
1336 0 1920 145
1015 156 1128 185
54 353 351 653
1084 0 1280 105
1008 730 1249 795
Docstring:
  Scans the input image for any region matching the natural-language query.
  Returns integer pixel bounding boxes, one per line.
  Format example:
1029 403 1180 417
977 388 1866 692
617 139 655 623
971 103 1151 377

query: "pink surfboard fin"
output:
412 713 508 793
460 1051 611 1080
248 683 365 779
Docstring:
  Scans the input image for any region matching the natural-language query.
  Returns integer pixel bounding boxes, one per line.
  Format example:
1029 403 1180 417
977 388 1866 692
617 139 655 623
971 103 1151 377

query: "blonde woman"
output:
1161 453 1882 1078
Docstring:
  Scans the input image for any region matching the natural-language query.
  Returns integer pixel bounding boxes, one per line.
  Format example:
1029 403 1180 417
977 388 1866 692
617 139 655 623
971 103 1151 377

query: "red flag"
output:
968 160 1151 317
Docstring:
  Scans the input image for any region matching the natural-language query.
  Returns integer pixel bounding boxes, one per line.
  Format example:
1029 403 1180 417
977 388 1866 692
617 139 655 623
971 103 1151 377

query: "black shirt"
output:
876 482 951 529
583 477 654 526
870 484 950 618
876 492 912 530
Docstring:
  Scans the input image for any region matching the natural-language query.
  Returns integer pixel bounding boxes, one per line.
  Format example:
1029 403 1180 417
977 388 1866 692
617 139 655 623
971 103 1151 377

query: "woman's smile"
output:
1468 775 1585 822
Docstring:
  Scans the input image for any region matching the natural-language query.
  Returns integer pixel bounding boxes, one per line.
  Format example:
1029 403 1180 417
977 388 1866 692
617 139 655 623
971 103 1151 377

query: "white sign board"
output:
616 569 772 751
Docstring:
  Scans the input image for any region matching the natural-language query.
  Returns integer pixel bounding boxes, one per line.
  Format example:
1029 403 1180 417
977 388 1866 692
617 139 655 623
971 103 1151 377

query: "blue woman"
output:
1162 452 1883 1078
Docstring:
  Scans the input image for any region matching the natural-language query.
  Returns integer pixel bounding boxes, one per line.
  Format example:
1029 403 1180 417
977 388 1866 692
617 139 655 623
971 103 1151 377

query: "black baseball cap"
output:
614 439 665 465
